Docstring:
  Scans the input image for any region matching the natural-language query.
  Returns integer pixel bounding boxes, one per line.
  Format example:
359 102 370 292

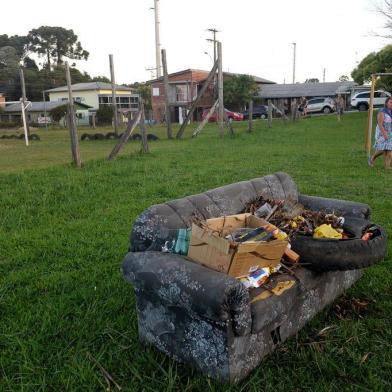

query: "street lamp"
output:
204 51 213 63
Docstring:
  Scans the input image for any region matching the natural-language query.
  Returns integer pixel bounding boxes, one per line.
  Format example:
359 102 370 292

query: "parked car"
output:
305 97 335 114
242 105 268 120
202 108 244 122
350 90 391 111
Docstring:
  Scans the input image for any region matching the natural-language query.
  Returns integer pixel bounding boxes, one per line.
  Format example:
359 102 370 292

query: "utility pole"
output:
152 0 162 78
323 68 326 83
207 28 219 63
292 42 296 84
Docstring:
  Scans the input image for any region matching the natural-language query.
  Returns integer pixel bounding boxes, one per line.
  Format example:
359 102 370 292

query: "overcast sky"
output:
2 0 390 84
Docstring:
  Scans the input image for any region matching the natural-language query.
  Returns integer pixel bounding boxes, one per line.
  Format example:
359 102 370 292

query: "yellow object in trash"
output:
250 280 296 303
313 224 342 239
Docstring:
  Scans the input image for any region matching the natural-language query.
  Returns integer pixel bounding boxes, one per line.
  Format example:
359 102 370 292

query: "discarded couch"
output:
121 172 383 383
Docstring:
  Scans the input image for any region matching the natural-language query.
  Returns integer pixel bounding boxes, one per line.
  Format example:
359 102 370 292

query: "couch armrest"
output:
298 194 371 219
121 251 251 336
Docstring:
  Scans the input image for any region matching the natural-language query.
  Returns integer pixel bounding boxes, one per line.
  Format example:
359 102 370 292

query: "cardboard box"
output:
188 213 288 278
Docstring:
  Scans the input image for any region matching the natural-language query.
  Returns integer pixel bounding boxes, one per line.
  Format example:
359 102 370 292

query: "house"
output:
148 69 275 123
257 81 357 110
46 82 140 122
1 101 92 126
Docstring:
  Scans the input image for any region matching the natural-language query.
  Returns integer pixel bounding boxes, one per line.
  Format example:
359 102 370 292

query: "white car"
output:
305 97 335 114
350 90 391 111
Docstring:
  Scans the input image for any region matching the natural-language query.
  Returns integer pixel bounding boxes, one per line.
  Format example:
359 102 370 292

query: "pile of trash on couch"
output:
160 196 387 293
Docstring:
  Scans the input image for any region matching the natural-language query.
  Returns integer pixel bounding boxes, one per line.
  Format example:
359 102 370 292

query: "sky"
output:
2 0 391 84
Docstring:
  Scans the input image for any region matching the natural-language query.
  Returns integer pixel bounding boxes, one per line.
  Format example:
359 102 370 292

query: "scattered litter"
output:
313 224 343 239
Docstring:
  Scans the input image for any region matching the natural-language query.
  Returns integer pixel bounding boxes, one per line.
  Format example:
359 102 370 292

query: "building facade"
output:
1 101 92 126
257 81 357 111
149 69 275 123
46 82 139 124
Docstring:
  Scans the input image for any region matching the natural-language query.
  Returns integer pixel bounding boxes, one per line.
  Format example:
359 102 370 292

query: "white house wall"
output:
48 91 99 109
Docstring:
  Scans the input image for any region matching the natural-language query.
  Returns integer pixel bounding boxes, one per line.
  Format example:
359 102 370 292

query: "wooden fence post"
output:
248 99 253 132
366 74 376 155
268 99 272 128
176 60 218 139
139 100 150 153
109 54 119 135
161 49 173 139
65 62 82 168
19 67 30 137
108 109 142 160
192 99 218 137
217 41 224 134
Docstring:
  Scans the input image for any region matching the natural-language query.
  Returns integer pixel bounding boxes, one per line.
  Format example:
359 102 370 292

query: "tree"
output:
27 26 89 69
223 75 258 111
91 75 111 83
96 105 113 125
339 75 349 82
0 34 29 59
374 0 392 38
351 45 392 91
50 104 68 123
132 82 151 110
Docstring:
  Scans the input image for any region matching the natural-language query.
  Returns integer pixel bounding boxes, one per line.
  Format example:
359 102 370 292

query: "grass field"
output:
1 114 392 391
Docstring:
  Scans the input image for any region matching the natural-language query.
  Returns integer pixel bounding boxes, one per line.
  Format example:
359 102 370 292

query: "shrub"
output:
96 106 113 125
0 121 20 129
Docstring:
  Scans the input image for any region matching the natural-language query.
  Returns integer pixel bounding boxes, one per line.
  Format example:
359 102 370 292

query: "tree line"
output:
0 26 110 102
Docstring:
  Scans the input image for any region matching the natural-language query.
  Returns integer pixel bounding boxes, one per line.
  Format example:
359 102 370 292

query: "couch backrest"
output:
130 172 298 252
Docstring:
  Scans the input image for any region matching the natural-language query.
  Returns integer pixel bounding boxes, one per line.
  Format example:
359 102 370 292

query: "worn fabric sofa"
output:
121 172 368 383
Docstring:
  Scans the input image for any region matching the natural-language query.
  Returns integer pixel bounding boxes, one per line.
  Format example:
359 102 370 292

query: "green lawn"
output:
1 114 392 391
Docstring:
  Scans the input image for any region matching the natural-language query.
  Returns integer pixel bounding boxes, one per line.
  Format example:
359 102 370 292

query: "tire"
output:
147 133 158 141
94 133 105 140
358 103 368 112
29 134 40 141
291 217 387 272
132 133 142 141
106 132 117 140
322 106 331 114
260 114 267 119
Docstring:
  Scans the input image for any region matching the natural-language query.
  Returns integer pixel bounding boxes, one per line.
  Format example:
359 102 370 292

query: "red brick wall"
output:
151 70 215 122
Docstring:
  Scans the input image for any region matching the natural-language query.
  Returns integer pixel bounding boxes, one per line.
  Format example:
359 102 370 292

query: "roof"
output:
46 82 134 93
258 81 356 99
148 68 275 84
4 101 92 112
224 71 275 84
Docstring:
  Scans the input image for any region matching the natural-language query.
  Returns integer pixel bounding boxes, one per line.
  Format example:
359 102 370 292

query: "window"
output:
357 92 370 98
380 92 389 98
153 87 160 96
99 96 110 104
374 92 382 98
308 99 323 104
77 113 83 119
176 85 188 102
